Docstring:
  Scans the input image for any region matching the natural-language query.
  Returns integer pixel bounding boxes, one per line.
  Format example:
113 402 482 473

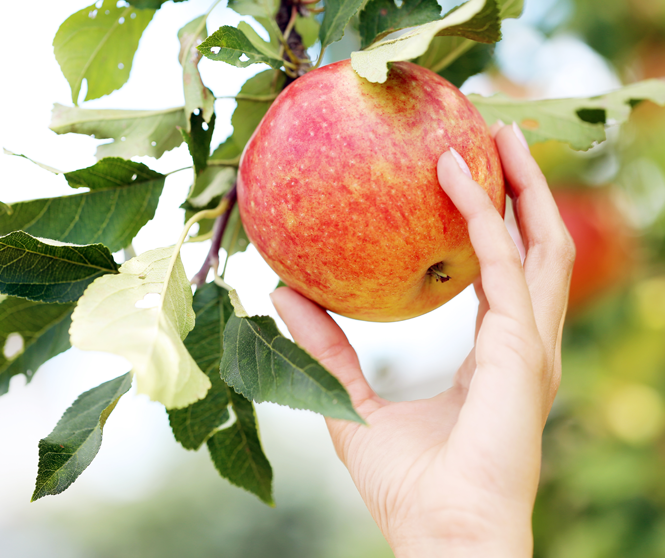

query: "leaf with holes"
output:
351 0 500 83
53 0 155 104
178 15 215 127
319 0 366 50
0 159 165 253
32 372 132 501
0 231 119 304
50 104 186 160
359 0 442 49
197 26 283 69
208 389 273 504
0 296 74 396
220 293 362 422
168 283 234 450
70 247 211 409
181 112 216 176
469 79 665 151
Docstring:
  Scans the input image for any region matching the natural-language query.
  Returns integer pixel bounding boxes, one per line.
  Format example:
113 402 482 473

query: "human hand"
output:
270 122 575 558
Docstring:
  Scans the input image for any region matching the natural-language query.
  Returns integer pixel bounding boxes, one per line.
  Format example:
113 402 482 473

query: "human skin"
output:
239 59 505 322
271 123 575 557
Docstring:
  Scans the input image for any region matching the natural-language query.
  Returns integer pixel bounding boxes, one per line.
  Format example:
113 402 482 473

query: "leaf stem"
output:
216 93 279 102
208 156 241 167
191 184 238 287
165 165 194 176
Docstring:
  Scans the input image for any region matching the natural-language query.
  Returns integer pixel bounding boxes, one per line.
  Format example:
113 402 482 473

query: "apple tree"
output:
1 0 664 507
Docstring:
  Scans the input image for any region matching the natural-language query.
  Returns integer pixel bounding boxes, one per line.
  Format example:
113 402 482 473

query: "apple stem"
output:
427 264 451 283
192 184 238 288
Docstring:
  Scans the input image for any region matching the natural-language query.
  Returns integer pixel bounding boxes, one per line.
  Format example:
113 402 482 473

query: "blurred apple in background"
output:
553 188 638 311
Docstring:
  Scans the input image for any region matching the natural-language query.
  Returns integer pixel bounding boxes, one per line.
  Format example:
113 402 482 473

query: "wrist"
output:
392 536 532 558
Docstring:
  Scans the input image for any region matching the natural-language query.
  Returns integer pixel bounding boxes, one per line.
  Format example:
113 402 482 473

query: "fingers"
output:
495 123 575 393
437 150 534 325
270 287 380 414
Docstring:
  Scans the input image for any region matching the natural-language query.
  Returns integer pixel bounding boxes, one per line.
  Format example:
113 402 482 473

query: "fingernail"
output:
449 147 472 178
497 119 505 127
512 122 529 152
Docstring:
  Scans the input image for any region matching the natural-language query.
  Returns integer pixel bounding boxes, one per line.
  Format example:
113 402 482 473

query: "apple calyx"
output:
427 263 451 283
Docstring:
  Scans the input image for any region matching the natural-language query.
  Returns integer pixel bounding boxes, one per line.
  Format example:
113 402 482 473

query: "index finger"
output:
437 149 534 325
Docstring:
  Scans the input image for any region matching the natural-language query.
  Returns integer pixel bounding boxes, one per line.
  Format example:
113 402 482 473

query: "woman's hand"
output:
270 122 575 558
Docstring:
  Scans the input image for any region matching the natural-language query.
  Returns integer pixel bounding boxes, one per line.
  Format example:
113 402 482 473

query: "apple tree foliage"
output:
1 0 664 506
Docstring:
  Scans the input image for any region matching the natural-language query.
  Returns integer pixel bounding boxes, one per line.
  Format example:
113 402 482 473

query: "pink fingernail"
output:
512 122 529 152
449 148 472 178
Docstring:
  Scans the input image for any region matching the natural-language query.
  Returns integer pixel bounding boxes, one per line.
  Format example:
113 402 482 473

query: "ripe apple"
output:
237 59 505 322
553 188 637 311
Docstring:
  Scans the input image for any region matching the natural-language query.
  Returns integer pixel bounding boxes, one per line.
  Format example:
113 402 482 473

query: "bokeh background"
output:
1 0 665 556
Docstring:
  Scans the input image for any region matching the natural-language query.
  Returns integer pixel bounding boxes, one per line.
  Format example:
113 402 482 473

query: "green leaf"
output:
351 0 500 83
221 206 250 256
50 103 186 160
415 0 520 76
0 297 74 396
359 0 442 49
70 247 211 409
0 231 119 304
31 372 132 501
168 283 233 450
319 0 366 49
469 79 665 151
436 42 494 86
295 15 321 49
212 70 286 159
0 159 165 253
498 0 523 19
227 0 278 19
207 389 273 505
178 15 215 127
220 301 363 422
0 202 12 217
63 156 163 190
184 166 237 211
128 0 188 9
197 25 283 69
3 148 62 174
181 112 216 175
53 0 155 104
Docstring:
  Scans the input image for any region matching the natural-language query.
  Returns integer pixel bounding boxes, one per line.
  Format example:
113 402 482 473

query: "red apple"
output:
554 188 637 311
238 59 505 321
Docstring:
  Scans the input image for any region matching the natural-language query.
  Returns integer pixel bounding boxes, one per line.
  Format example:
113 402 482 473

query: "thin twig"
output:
191 185 238 287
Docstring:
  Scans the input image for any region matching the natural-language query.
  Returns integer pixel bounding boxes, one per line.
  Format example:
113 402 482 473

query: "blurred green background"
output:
2 0 665 557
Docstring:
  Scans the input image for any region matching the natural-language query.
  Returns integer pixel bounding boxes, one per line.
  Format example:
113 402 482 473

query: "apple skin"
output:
553 188 637 312
238 59 505 322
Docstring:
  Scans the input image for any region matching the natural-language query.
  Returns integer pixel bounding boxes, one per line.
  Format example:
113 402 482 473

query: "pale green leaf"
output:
50 103 186 160
3 148 62 174
220 309 363 422
31 373 132 501
319 0 366 49
70 247 211 409
53 0 155 104
227 0 279 19
499 0 523 19
178 15 215 127
351 0 500 83
469 79 665 151
128 0 188 8
359 0 442 49
207 389 273 505
185 166 237 210
0 231 119 304
295 15 321 49
197 26 284 69
0 297 74 396
0 159 165 252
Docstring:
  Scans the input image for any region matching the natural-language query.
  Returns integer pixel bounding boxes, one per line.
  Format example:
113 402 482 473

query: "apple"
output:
553 188 637 312
237 59 505 322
